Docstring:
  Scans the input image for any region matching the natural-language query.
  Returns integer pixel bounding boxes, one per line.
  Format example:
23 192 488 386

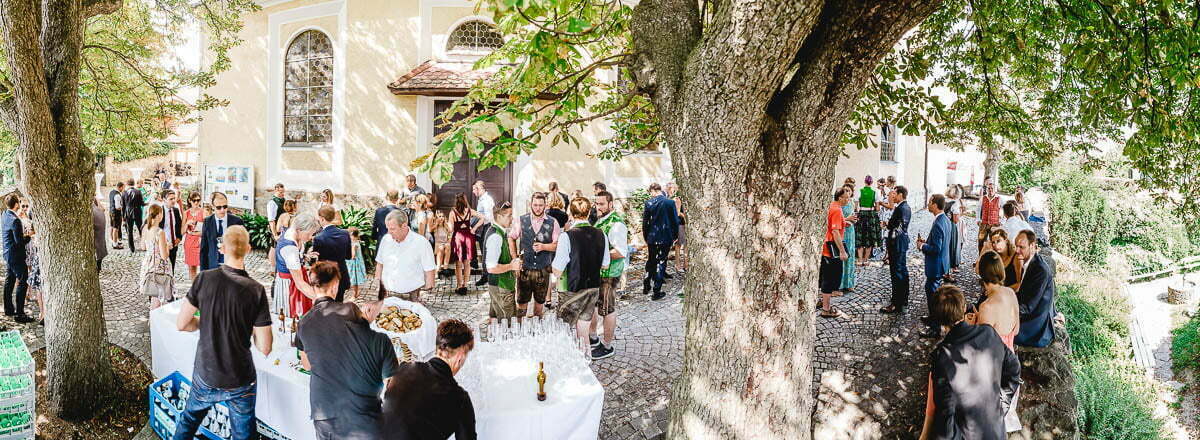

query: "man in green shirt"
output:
589 191 627 360
485 203 521 322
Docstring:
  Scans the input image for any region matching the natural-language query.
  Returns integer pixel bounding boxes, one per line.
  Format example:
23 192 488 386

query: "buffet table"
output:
149 300 604 440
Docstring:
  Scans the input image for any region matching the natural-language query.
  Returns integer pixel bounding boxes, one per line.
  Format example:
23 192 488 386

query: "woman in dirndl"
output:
855 175 882 265
840 180 858 292
274 213 322 317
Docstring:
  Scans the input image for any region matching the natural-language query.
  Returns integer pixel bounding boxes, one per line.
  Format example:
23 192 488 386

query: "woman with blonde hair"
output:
141 204 174 309
318 188 343 226
978 228 1023 290
1014 187 1029 220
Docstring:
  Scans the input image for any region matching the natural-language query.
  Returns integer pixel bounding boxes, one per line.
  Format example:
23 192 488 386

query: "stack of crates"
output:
0 331 35 440
149 372 290 440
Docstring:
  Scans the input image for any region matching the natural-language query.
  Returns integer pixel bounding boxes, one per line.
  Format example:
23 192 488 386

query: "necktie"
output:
218 219 224 237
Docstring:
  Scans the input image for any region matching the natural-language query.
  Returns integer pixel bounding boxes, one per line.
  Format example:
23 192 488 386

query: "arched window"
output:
284 30 333 147
446 21 503 53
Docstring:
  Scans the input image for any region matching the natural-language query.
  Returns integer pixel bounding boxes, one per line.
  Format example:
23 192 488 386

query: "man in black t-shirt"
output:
382 319 477 440
174 226 272 440
297 261 399 439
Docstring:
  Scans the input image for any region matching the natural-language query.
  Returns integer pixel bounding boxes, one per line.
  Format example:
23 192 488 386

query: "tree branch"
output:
82 0 122 18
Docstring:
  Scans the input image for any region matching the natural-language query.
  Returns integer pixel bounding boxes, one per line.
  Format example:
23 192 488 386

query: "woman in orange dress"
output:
182 192 205 280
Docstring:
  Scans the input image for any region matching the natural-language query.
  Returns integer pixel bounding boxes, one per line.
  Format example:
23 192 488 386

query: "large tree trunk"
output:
983 145 1000 188
0 0 115 420
630 1 941 438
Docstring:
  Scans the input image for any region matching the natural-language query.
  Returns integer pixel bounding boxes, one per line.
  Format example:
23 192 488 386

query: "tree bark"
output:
0 0 114 420
983 144 1000 189
630 1 941 438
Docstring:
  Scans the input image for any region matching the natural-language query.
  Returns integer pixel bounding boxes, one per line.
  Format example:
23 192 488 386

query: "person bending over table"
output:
381 319 477 440
297 261 398 439
174 226 273 440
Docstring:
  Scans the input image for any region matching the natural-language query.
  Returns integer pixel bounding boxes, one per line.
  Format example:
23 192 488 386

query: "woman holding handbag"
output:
141 204 175 310
182 192 205 280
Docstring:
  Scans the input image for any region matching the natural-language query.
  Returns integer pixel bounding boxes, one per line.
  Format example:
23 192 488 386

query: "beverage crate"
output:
255 420 289 440
148 372 251 440
0 412 33 439
0 375 33 404
0 333 32 377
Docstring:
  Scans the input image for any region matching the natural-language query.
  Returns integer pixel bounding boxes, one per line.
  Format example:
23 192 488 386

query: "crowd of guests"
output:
819 176 1055 439
820 176 1056 440
78 174 681 439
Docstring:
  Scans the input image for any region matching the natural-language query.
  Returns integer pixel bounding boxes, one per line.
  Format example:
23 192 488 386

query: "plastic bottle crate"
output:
0 332 32 377
148 372 237 440
0 411 34 439
255 420 290 440
0 375 33 404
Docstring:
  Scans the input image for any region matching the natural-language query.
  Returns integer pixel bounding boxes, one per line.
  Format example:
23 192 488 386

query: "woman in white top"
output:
318 188 344 226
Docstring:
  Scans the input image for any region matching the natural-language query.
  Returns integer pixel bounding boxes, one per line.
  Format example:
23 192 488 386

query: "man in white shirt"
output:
376 210 436 303
267 183 286 238
472 180 496 287
399 175 427 202
484 203 521 323
588 191 627 360
551 197 610 351
1001 201 1034 243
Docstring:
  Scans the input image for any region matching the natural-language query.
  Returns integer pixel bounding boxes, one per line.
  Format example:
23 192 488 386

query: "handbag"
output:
824 240 841 259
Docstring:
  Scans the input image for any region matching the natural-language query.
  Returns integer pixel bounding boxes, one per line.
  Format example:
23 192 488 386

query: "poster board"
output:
202 165 255 212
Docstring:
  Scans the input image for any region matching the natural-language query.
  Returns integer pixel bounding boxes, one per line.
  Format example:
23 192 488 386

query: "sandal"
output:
819 308 841 318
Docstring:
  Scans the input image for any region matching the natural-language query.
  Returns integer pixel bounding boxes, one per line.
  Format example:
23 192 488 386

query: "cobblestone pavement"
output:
0 232 683 440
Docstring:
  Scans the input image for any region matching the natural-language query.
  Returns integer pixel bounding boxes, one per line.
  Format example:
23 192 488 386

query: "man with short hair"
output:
485 203 522 322
641 183 679 300
917 194 952 338
1014 230 1055 348
977 178 1002 251
381 319 477 440
551 197 610 350
297 261 399 439
588 191 627 360
880 185 912 314
511 192 562 318
267 183 286 238
399 174 427 201
199 192 244 271
174 226 272 440
373 190 403 243
1 195 31 323
160 190 183 272
1001 201 1033 242
376 210 437 302
587 182 607 224
123 178 145 252
313 206 352 301
108 182 125 250
471 180 496 287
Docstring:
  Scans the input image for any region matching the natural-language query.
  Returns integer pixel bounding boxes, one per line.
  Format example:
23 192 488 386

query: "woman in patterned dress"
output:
840 181 858 292
18 201 42 322
141 204 174 310
345 227 368 300
856 175 882 266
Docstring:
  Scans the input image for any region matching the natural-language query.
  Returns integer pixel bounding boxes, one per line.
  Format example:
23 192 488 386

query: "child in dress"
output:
346 227 367 300
433 212 451 274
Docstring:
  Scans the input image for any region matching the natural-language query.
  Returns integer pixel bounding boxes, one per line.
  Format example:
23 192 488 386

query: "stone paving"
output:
0 201 1024 440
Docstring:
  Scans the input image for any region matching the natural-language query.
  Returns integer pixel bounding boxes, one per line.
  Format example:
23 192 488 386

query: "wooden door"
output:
432 100 513 212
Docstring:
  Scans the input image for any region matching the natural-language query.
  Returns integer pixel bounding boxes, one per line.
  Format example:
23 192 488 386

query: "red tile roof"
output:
387 61 499 96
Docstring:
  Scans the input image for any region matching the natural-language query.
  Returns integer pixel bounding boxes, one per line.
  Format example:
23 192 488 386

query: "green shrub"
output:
1049 177 1115 267
1057 283 1130 361
1171 313 1200 371
1110 197 1197 263
340 205 377 267
999 161 1049 193
1075 359 1166 440
243 213 275 250
627 188 651 214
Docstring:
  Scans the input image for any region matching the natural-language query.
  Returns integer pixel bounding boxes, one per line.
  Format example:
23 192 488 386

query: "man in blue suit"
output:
880 186 912 314
2 195 32 323
199 192 244 271
916 194 951 338
1013 229 1056 348
641 183 679 300
373 189 402 243
313 205 351 301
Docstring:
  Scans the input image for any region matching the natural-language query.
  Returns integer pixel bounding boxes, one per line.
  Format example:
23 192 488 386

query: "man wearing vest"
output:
267 183 286 239
977 178 1002 252
551 197 611 351
511 192 562 318
588 191 627 360
485 203 522 322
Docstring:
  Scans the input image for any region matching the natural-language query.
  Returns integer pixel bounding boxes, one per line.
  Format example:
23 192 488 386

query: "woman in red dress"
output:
182 192 205 280
450 193 476 295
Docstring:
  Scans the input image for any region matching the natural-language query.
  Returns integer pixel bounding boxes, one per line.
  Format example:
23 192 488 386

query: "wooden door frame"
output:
427 97 514 213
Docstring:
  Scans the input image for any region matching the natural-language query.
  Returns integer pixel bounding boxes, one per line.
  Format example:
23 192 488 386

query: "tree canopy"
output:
421 0 1200 220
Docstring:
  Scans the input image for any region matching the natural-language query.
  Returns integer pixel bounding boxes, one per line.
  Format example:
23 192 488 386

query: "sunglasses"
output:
215 205 228 210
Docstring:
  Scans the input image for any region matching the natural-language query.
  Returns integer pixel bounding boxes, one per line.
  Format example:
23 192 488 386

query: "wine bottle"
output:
536 361 547 401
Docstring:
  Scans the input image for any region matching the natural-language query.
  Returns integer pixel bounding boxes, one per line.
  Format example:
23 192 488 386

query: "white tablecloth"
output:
150 300 604 440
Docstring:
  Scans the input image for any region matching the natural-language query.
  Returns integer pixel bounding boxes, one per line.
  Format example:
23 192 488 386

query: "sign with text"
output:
202 165 255 211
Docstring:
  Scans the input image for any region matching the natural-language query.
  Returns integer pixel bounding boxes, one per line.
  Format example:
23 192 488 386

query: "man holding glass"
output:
199 192 244 271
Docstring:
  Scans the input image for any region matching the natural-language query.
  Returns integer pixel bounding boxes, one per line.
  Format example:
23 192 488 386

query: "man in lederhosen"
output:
511 192 562 318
